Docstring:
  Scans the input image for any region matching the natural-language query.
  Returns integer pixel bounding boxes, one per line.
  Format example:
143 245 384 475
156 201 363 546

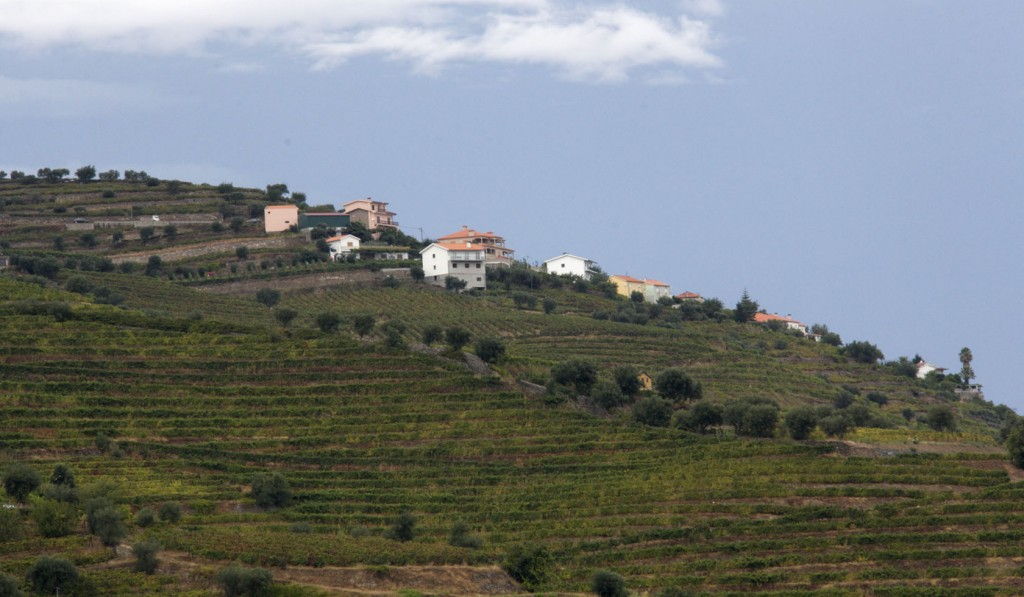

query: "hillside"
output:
1 177 1022 595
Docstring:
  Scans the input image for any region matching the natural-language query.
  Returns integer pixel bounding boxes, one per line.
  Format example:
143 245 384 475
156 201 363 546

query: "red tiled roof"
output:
753 313 805 326
325 234 358 242
438 226 504 241
644 279 669 287
434 242 489 251
611 275 644 283
676 291 702 299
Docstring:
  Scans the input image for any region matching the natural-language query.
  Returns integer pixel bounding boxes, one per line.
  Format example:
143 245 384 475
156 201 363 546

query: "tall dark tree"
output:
75 165 96 182
959 347 975 386
733 290 759 323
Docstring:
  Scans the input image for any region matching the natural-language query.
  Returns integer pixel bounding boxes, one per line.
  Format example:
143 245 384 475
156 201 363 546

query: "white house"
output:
915 360 947 379
753 312 809 335
420 242 487 290
642 279 671 303
326 234 360 260
542 253 599 280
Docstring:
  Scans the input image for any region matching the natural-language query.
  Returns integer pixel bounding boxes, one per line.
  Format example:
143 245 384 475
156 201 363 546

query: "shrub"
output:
144 255 162 276
352 314 375 337
613 365 642 397
0 573 20 597
445 326 472 351
255 288 280 308
842 340 884 364
91 505 127 546
449 521 483 549
475 338 506 363
64 276 93 294
217 565 273 597
135 508 156 527
158 502 182 523
315 312 340 333
633 396 673 427
654 368 702 402
49 464 74 488
591 381 626 410
230 217 244 233
785 406 818 440
820 414 853 437
235 246 249 260
503 544 552 590
421 325 443 346
0 507 23 542
866 392 889 406
833 390 856 409
926 405 956 431
410 266 425 282
273 308 297 327
381 320 407 349
26 557 78 595
386 510 416 542
94 433 112 452
542 297 556 314
39 483 76 504
512 293 538 310
3 464 40 502
744 405 779 437
551 360 598 395
445 276 467 291
251 473 291 509
673 400 724 434
591 570 628 597
30 497 77 538
211 221 225 233
1006 419 1024 468
132 541 161 574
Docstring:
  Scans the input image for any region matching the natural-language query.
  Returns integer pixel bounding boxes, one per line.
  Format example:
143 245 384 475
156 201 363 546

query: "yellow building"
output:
608 274 646 298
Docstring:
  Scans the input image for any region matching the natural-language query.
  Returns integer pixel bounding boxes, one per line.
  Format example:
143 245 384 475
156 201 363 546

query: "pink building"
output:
342 198 398 230
264 205 299 233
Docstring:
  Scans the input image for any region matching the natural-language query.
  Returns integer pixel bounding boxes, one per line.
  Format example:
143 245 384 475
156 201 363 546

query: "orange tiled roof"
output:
265 205 297 210
325 234 358 242
644 279 669 287
676 291 702 299
438 226 504 241
753 313 804 325
611 275 644 283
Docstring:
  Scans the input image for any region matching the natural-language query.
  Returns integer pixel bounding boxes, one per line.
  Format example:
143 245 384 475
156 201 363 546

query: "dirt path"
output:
101 546 523 595
109 236 296 263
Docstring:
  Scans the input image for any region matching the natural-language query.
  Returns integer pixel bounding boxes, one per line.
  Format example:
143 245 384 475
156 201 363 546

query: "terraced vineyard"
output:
1 275 1021 595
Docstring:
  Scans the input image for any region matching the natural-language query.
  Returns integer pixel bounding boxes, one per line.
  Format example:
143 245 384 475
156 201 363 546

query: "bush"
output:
503 544 552 590
3 464 41 502
512 293 538 310
386 510 416 542
445 326 472 351
235 246 249 260
49 465 74 488
542 297 556 314
842 340 884 364
633 396 673 427
64 276 93 294
654 368 702 402
591 381 626 410
833 390 855 409
39 483 77 504
591 570 628 597
1006 419 1024 468
785 406 818 440
613 365 641 397
673 400 724 434
132 541 160 574
91 505 127 546
352 314 375 337
158 502 182 523
217 565 273 597
744 405 780 437
0 507 23 542
30 497 78 538
866 392 889 406
820 414 853 437
449 521 483 548
410 266 425 282
135 508 156 527
94 433 112 452
255 288 280 308
251 473 291 509
0 573 20 597
144 255 162 276
475 338 506 363
421 325 443 346
551 360 598 395
26 557 78 595
273 308 297 327
315 312 340 333
381 320 407 349
926 404 957 431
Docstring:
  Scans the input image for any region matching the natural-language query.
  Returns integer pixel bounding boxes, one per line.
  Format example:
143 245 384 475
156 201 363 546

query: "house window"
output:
561 263 565 268
433 265 437 270
476 263 481 268
476 277 481 282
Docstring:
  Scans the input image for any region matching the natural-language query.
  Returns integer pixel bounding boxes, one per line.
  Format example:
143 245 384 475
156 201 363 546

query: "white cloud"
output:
0 1 722 82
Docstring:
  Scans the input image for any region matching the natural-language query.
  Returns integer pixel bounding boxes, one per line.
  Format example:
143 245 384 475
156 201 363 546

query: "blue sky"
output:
1 1 1021 410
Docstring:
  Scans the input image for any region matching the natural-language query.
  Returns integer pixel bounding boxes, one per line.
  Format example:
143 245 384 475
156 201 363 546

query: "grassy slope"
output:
1 275 1021 596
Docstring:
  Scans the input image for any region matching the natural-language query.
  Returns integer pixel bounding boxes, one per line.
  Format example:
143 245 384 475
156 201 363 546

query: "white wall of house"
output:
422 245 451 277
643 284 671 303
544 254 595 279
328 235 360 260
420 243 486 289
916 361 944 379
